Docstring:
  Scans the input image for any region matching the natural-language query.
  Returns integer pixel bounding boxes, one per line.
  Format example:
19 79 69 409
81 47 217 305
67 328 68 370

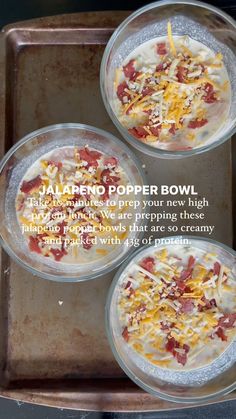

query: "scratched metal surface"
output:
0 9 234 413
0 398 236 418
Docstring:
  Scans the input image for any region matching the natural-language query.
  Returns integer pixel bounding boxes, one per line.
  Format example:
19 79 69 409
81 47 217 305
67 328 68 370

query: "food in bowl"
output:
118 243 236 370
16 145 133 264
107 237 236 397
0 124 145 281
114 23 230 151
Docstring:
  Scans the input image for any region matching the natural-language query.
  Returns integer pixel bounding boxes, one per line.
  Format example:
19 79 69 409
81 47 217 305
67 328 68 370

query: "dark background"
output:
0 0 236 418
1 0 236 27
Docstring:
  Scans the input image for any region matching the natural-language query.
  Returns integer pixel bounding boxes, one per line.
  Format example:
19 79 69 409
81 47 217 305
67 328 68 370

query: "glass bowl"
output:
106 235 236 403
100 0 236 159
0 123 146 282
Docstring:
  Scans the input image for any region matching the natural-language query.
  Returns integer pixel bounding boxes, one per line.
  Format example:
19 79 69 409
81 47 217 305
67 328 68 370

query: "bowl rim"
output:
105 234 236 403
0 122 147 282
100 0 236 159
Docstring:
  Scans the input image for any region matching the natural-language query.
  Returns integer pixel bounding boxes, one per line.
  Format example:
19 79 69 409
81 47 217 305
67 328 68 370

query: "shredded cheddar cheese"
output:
118 246 236 369
115 21 230 152
16 146 133 263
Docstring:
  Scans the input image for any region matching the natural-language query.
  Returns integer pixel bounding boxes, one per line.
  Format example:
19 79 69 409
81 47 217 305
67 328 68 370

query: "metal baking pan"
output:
0 11 235 412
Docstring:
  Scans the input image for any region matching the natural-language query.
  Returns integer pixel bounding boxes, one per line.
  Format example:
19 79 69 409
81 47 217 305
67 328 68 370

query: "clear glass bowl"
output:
100 0 236 159
106 236 236 403
0 123 146 282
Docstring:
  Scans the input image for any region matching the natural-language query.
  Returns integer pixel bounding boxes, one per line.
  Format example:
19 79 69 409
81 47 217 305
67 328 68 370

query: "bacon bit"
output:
179 298 194 313
125 280 135 298
166 337 189 365
188 119 208 129
204 94 217 104
81 148 101 161
183 344 190 353
175 279 191 294
48 160 62 169
28 235 41 254
150 125 161 137
128 126 147 139
104 157 118 167
188 255 195 269
123 59 136 79
175 279 186 291
203 83 217 104
122 326 129 342
156 42 167 55
216 327 227 341
20 175 42 194
218 313 236 329
142 87 155 97
79 148 102 167
198 297 217 312
57 220 67 236
143 109 152 116
203 274 211 283
175 351 187 366
169 123 176 135
176 258 194 286
179 269 192 281
166 337 177 353
140 257 155 273
81 232 94 250
135 126 148 137
50 247 67 262
125 280 131 289
176 66 187 82
200 64 205 73
101 168 120 186
125 103 134 115
130 71 142 81
117 81 130 103
161 277 169 286
176 344 190 366
61 239 66 253
185 286 192 293
213 261 221 276
156 63 164 72
37 233 48 243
